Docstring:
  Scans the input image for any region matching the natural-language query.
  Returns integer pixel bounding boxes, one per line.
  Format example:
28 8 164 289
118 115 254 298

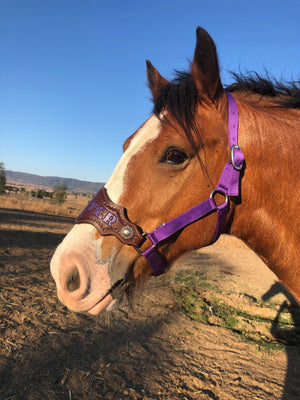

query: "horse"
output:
50 27 300 316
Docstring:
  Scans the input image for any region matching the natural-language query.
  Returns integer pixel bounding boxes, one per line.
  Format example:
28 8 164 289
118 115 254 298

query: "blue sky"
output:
1 0 299 183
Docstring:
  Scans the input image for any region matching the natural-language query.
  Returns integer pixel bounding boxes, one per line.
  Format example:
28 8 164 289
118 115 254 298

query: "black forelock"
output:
152 70 201 151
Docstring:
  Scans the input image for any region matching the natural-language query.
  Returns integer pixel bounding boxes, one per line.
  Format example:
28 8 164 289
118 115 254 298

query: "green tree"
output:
37 189 48 199
0 162 6 194
52 184 68 204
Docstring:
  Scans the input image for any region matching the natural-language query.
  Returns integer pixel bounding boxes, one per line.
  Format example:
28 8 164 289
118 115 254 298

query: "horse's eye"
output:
162 148 188 165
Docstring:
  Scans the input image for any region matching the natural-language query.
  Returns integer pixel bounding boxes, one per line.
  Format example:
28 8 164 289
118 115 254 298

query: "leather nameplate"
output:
75 187 143 247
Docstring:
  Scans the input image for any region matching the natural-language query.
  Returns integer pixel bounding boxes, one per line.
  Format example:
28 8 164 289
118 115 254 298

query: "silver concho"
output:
120 225 134 240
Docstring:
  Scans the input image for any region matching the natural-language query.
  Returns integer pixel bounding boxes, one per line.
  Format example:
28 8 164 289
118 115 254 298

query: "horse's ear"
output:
146 60 169 101
191 27 223 101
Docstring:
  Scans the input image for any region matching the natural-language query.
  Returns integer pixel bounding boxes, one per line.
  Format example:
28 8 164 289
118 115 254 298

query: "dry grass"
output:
0 193 90 217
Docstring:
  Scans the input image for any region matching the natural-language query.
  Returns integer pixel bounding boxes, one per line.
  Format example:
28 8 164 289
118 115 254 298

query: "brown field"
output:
0 192 90 218
0 197 300 400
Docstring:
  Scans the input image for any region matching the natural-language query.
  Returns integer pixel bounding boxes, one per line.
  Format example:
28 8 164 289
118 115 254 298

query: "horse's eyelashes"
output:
161 148 188 165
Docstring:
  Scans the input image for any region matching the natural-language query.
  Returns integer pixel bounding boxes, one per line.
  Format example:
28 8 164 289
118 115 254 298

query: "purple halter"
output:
76 90 244 276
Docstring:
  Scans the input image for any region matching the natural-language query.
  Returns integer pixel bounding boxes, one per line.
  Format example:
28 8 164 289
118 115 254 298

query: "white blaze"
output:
105 115 162 203
50 116 163 315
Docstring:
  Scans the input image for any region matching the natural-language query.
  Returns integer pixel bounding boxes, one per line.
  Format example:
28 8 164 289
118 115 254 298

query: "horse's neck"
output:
229 97 300 300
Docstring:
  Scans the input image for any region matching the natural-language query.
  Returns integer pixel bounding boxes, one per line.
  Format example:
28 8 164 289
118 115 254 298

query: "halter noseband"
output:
76 90 244 276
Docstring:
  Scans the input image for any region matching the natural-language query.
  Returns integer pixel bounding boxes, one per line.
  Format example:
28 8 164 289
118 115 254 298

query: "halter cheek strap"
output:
76 90 244 277
139 90 244 274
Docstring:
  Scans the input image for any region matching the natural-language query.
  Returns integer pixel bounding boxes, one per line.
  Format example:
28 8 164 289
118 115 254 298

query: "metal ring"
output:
231 145 243 171
210 189 229 208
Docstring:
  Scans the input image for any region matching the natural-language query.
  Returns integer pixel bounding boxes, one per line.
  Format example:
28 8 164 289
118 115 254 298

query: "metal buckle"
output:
231 145 243 171
134 232 149 256
210 189 229 209
134 223 165 255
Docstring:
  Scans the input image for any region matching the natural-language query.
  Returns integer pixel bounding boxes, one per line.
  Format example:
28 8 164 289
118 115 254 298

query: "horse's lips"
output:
87 293 116 315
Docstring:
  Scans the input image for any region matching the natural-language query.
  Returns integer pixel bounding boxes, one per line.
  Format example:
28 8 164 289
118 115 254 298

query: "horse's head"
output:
50 27 233 314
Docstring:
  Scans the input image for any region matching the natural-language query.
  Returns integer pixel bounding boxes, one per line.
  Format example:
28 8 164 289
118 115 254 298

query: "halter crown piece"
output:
76 90 244 276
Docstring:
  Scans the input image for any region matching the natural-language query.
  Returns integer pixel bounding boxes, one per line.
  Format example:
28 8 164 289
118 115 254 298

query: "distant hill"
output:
6 170 104 194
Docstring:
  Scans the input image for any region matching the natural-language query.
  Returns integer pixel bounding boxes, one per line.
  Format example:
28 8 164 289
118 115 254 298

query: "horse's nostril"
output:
66 267 81 292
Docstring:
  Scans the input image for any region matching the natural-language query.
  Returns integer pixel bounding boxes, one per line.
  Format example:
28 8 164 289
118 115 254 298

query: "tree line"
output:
0 162 68 204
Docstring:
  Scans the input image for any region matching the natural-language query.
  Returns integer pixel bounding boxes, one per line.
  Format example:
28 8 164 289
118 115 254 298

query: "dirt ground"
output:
0 207 300 400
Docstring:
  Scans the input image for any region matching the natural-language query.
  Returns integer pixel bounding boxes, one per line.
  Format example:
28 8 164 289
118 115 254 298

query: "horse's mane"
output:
152 70 300 118
227 72 300 109
152 70 300 150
